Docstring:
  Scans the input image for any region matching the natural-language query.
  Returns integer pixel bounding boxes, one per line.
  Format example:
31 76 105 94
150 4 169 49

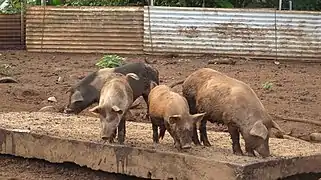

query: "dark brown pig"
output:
148 83 205 150
89 72 140 144
182 68 283 158
64 62 159 115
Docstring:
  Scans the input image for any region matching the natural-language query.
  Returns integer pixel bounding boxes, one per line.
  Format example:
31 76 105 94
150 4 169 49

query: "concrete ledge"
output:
0 112 321 180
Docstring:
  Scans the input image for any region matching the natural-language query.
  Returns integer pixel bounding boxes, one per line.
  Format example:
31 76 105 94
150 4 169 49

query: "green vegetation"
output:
64 0 130 6
262 81 273 91
95 55 125 69
0 0 21 14
0 64 13 76
1 0 320 13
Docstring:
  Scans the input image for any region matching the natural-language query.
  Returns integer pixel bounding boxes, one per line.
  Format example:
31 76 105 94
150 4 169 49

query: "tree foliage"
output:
64 0 321 10
0 0 320 13
0 0 21 14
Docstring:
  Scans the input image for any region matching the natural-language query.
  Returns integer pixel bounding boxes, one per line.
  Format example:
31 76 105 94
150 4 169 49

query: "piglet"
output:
89 72 139 144
148 82 205 150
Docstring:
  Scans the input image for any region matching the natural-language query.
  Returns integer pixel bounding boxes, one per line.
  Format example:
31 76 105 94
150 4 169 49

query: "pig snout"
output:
256 148 270 158
255 142 270 158
100 122 117 140
101 128 115 139
63 107 73 114
179 132 193 149
63 104 81 114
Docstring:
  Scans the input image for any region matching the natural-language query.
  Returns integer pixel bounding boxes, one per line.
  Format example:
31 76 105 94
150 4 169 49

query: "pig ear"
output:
112 105 123 114
168 115 181 124
250 121 268 140
149 81 158 90
191 112 206 124
125 73 140 81
71 90 84 103
89 106 104 116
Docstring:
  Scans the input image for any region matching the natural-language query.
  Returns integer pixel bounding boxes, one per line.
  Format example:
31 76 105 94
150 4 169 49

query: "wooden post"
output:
20 0 25 46
279 0 282 10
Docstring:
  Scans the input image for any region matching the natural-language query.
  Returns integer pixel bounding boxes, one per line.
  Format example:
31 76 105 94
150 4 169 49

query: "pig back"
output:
182 68 223 99
149 85 189 118
114 62 159 100
195 69 268 125
100 76 135 110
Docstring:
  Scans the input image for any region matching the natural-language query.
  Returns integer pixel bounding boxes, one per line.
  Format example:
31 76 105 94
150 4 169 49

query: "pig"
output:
89 72 140 144
148 82 205 150
180 68 283 157
64 62 159 115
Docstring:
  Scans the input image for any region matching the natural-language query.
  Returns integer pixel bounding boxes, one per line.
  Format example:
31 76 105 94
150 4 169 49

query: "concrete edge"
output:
242 155 321 180
1 127 321 180
0 128 240 180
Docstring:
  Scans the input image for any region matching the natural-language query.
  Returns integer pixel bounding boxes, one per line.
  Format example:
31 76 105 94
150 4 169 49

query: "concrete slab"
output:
0 112 321 180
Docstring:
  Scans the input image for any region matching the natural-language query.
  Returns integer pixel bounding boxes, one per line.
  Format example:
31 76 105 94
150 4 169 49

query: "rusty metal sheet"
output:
26 6 144 54
144 6 321 60
0 14 24 49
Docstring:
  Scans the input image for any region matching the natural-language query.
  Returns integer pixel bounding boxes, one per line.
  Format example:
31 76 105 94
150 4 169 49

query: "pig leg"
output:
227 125 243 156
117 117 126 144
152 124 159 143
150 116 160 143
199 118 211 146
142 93 150 120
109 129 117 143
192 125 201 146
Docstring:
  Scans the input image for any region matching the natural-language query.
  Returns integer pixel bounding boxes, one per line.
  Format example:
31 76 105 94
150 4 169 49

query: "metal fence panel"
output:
144 6 321 60
26 6 144 54
0 14 24 49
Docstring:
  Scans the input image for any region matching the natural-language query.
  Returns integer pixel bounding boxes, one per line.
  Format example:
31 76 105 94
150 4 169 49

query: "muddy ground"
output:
0 50 320 179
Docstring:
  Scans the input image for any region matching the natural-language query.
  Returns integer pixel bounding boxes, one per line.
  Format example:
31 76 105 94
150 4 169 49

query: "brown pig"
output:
148 82 205 150
181 68 283 158
89 72 139 144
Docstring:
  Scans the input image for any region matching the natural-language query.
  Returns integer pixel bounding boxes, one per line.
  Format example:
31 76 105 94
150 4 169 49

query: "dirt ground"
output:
0 50 321 179
0 154 142 180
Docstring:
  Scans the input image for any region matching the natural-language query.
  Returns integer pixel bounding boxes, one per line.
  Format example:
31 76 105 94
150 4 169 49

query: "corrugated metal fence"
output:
0 14 25 49
144 6 321 60
26 6 144 54
23 6 321 60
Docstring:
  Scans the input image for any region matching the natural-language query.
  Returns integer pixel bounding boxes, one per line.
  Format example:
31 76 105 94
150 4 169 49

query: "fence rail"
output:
144 6 321 60
0 14 25 49
26 6 144 54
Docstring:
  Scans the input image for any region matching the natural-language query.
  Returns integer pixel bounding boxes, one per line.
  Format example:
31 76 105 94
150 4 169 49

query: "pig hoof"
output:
193 141 202 146
174 143 181 150
153 143 159 149
143 114 149 120
246 152 256 157
234 152 243 156
203 141 212 147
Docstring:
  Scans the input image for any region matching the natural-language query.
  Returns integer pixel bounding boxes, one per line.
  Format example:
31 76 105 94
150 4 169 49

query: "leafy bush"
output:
0 64 13 76
95 54 125 69
262 81 273 91
64 0 130 6
0 0 21 14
